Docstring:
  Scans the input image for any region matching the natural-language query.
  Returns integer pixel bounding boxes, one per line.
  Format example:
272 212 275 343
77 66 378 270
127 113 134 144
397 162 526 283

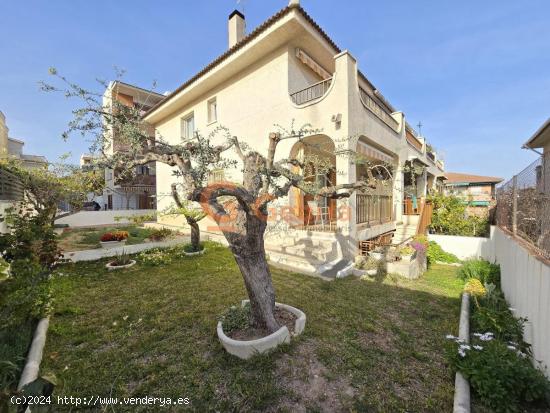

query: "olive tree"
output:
43 71 392 333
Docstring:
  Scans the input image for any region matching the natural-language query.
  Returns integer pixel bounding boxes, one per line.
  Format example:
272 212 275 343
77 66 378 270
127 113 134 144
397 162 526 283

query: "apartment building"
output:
142 1 446 273
102 81 164 210
0 111 47 168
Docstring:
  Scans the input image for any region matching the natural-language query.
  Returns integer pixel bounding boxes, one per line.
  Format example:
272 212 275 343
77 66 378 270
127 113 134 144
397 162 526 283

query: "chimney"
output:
228 10 245 49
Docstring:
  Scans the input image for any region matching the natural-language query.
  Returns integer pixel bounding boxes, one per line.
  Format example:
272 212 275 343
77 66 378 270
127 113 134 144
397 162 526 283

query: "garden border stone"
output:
17 317 50 391
105 260 137 271
217 300 306 359
453 293 471 413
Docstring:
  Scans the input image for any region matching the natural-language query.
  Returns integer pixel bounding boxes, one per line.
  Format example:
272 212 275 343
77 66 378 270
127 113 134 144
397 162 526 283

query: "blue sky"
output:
1 0 549 179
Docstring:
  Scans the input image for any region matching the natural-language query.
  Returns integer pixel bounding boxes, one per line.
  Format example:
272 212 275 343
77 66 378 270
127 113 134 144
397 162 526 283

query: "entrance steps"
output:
393 215 419 245
264 230 342 276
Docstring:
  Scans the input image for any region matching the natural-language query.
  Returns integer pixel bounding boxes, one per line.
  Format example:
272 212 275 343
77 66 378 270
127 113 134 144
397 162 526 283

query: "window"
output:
208 169 225 183
181 113 195 140
207 98 217 123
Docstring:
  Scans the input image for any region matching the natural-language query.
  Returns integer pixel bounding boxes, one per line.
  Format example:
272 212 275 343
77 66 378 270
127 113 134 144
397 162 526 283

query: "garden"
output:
40 243 465 412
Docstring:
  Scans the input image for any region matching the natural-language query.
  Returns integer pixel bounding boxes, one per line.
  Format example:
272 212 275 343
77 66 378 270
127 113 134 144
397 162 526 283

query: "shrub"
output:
148 227 173 241
426 241 460 265
457 259 500 286
464 279 486 297
110 250 133 266
446 336 549 412
356 256 378 271
100 231 129 242
219 303 251 334
428 193 490 237
399 245 415 256
183 243 205 253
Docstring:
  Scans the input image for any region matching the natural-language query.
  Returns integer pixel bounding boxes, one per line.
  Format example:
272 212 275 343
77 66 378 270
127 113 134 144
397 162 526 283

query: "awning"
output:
357 141 395 164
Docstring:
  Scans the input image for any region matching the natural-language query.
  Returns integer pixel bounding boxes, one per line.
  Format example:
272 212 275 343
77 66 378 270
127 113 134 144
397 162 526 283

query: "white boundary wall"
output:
428 229 495 260
430 226 550 377
55 210 154 228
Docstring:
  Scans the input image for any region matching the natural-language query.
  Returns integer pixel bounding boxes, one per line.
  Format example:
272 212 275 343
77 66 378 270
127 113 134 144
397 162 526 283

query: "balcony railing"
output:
359 87 399 132
356 194 393 225
290 78 332 105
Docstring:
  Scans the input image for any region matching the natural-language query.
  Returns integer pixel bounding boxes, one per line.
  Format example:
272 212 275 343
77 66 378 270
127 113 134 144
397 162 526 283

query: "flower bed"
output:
100 231 129 242
446 260 550 412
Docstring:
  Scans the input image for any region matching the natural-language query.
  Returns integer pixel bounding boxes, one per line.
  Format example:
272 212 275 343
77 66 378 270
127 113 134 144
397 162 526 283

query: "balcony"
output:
120 174 156 192
406 129 423 152
290 78 332 105
358 87 399 133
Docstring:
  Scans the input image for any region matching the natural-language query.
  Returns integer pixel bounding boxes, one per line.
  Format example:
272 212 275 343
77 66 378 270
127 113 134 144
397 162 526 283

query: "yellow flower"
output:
464 279 486 297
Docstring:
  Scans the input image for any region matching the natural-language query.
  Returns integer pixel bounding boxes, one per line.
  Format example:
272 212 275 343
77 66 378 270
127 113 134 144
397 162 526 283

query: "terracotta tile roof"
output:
143 5 392 118
444 172 503 185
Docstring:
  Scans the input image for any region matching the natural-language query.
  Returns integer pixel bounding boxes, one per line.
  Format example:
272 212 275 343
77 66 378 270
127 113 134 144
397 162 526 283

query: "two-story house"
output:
102 81 164 210
142 1 446 274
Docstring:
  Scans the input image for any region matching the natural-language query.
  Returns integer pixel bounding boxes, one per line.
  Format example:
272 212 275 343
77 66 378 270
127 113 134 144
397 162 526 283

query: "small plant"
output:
110 249 132 266
148 227 173 241
445 335 549 412
100 231 129 242
399 245 415 256
457 259 500 286
356 256 378 271
183 242 205 253
219 303 251 334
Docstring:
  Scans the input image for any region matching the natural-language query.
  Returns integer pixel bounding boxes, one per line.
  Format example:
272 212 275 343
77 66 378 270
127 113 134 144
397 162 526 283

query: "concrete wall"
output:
55 209 154 228
428 231 494 261
429 226 550 377
490 227 550 377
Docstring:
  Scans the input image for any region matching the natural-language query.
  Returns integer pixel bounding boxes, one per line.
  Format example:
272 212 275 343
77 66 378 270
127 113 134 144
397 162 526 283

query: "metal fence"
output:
496 155 550 260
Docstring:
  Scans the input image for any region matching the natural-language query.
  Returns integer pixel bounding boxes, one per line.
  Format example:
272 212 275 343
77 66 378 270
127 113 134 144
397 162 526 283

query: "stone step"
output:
265 242 337 262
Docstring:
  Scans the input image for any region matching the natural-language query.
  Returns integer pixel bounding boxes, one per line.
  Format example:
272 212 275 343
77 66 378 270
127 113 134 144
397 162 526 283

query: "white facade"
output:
144 3 446 266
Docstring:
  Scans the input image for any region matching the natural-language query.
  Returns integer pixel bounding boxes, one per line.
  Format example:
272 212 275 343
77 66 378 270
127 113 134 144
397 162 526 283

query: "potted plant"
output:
369 246 385 261
354 255 378 276
182 242 206 257
105 249 136 271
399 245 416 262
99 230 129 249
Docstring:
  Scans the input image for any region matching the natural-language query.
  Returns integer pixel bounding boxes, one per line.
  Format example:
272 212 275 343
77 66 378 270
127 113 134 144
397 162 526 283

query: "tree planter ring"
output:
100 240 127 249
217 301 306 359
183 248 206 257
105 260 136 271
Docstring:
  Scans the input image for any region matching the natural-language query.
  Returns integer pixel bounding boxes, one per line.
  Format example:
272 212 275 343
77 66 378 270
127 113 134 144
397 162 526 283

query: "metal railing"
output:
358 87 399 132
356 194 393 225
496 155 550 259
290 78 332 105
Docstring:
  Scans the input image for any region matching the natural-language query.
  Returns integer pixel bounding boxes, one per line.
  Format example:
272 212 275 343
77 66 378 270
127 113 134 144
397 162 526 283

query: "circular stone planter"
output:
105 260 136 271
100 240 127 249
183 248 206 257
217 300 306 360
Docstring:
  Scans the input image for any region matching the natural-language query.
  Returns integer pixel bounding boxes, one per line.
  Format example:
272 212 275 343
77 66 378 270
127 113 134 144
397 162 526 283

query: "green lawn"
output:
43 243 465 412
57 226 158 251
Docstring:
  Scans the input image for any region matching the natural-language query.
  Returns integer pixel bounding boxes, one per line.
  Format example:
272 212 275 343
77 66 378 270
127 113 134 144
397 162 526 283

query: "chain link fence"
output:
495 154 550 260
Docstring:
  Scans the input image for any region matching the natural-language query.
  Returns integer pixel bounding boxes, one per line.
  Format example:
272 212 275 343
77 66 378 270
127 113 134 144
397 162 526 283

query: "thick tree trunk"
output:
232 243 278 333
187 219 200 250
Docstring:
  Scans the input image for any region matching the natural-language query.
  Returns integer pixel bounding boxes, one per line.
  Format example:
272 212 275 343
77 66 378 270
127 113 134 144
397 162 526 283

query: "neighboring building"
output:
0 111 47 168
444 172 503 206
523 117 550 195
142 1 447 273
102 81 164 210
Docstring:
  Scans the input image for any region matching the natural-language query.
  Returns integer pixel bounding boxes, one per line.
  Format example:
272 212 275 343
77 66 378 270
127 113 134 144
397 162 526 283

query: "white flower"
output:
517 352 527 358
509 307 516 312
479 332 494 341
473 345 483 350
123 315 129 321
460 344 471 351
446 334 456 340
458 348 466 357
473 333 482 337
507 345 516 350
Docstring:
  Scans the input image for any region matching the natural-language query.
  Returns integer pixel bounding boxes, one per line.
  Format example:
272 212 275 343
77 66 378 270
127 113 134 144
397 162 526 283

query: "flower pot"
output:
183 247 206 257
105 260 136 271
369 252 384 261
100 240 127 249
217 301 306 360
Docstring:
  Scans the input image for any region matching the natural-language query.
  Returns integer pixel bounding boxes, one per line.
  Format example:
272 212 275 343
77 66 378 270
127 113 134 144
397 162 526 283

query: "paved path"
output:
62 236 189 262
